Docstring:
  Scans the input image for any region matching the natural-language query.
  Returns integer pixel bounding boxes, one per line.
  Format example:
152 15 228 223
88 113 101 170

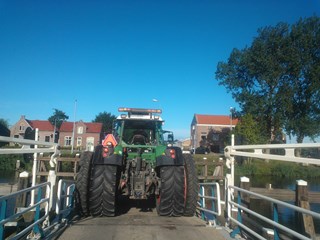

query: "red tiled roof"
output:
60 121 103 133
59 122 74 132
28 120 54 131
85 122 103 133
195 114 239 125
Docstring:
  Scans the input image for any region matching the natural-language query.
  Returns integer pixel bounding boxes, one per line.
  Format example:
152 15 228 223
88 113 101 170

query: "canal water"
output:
0 170 18 184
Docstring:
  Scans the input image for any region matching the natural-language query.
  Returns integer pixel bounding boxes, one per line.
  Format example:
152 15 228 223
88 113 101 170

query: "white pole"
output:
230 134 235 188
71 100 77 154
31 128 39 205
53 118 56 143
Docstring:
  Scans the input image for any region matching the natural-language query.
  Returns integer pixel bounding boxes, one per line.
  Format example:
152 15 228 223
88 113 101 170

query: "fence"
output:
0 182 50 239
0 135 75 239
224 140 320 239
197 182 222 226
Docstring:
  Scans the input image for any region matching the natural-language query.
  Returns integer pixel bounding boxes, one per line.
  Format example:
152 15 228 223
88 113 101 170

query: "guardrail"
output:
0 182 51 239
224 140 320 240
197 182 222 226
0 135 76 239
0 135 60 209
227 184 320 240
56 180 75 218
0 179 75 240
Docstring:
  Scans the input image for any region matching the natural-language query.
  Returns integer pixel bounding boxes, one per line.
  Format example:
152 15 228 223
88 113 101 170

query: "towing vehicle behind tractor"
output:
75 108 198 217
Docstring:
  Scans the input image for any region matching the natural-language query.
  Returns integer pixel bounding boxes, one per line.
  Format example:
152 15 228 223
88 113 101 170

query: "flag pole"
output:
71 99 77 154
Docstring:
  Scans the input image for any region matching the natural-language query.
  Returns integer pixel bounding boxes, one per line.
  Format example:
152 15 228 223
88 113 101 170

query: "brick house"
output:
59 121 103 151
10 115 55 142
190 114 238 153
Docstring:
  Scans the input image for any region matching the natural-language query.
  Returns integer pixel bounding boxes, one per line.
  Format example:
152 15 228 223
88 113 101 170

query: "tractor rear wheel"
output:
89 165 119 216
183 154 199 216
75 151 93 216
156 166 185 216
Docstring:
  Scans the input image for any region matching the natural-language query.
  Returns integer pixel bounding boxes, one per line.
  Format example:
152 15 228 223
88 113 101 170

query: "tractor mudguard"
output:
156 146 184 167
92 145 123 166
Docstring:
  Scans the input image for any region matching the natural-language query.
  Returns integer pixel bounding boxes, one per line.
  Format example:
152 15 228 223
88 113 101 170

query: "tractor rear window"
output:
122 120 159 145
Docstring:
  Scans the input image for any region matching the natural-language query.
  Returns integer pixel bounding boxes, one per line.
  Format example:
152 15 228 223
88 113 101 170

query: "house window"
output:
77 126 83 134
77 137 82 147
45 136 50 142
19 125 25 131
64 136 72 146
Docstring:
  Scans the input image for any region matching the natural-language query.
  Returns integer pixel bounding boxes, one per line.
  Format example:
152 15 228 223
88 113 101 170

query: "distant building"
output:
191 114 238 153
10 115 55 142
181 138 191 150
59 121 103 151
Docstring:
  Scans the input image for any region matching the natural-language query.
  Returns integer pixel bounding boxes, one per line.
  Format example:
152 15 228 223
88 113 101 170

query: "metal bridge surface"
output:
58 208 232 240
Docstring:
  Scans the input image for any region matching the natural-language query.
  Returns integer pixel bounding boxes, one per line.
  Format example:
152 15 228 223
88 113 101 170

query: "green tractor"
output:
75 107 198 217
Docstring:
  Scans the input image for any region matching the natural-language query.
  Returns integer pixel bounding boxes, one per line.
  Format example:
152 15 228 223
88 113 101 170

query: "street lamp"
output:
152 98 162 112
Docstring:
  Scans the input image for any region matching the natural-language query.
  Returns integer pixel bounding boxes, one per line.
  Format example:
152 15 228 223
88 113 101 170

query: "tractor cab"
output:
113 107 165 146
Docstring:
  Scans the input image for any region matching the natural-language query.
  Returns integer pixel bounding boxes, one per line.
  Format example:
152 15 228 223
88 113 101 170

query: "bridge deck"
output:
58 208 235 240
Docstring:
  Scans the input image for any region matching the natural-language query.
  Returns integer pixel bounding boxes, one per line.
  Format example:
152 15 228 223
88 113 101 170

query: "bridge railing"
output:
224 140 320 240
0 179 75 239
0 135 76 239
0 182 51 239
197 182 222 226
0 135 60 210
227 184 320 240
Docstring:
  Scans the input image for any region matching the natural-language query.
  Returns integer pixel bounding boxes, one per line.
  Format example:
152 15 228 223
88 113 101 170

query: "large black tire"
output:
156 166 185 216
75 151 93 217
89 165 119 216
183 154 199 216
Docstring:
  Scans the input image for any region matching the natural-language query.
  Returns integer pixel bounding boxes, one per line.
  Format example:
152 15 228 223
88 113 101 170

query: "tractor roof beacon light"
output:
118 107 162 114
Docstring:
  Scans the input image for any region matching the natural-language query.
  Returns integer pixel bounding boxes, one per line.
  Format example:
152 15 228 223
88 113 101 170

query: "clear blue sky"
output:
1 1 319 139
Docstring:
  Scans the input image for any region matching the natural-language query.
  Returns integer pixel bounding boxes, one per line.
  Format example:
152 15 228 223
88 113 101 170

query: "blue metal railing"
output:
0 179 75 240
197 182 221 225
55 180 75 220
0 135 74 240
0 182 50 239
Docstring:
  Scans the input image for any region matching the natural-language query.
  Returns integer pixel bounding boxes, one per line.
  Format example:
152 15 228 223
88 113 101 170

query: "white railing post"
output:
48 146 59 211
225 173 232 227
31 128 39 206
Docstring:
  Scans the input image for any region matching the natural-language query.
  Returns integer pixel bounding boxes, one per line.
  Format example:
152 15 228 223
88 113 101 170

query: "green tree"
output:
216 16 320 143
48 109 69 129
284 16 320 143
92 112 116 136
234 114 267 145
0 118 9 128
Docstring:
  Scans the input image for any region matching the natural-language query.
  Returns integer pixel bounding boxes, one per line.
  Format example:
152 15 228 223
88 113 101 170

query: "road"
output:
57 208 235 240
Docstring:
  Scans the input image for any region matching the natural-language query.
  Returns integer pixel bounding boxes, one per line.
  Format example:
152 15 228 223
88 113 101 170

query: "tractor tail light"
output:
169 149 175 159
102 147 109 158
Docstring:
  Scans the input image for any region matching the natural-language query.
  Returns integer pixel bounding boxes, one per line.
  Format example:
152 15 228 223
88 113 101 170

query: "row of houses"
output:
5 114 237 153
10 115 102 151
